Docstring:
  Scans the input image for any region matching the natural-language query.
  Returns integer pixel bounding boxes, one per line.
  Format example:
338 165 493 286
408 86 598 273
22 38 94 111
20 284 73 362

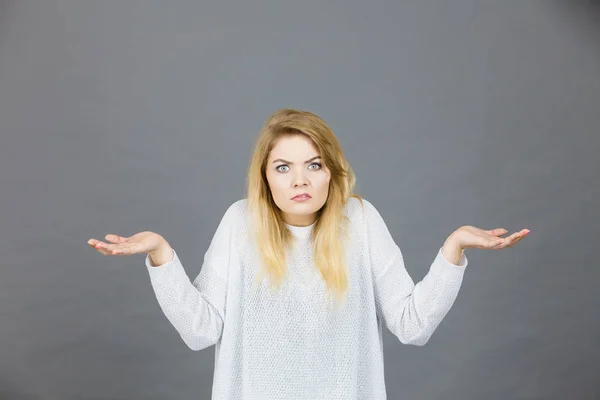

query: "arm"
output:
144 203 238 351
362 199 467 346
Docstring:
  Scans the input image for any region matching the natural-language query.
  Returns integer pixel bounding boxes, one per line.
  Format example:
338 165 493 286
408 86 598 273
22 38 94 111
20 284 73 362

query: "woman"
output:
87 109 529 399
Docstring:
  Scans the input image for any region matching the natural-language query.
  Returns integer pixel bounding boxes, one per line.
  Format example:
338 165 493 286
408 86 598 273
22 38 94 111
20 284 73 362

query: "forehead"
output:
269 135 318 158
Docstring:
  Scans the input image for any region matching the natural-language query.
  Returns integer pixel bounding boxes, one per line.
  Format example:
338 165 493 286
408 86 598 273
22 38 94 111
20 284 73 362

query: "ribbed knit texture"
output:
145 197 467 399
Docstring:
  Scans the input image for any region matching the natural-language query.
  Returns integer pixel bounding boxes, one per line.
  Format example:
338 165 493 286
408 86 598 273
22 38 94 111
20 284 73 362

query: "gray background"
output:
1 1 598 399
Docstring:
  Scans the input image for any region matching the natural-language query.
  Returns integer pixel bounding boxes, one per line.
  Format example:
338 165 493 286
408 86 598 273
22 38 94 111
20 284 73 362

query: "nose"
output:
292 170 309 187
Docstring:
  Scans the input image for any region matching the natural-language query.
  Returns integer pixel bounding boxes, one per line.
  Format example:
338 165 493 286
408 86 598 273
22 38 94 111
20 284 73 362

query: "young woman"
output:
87 109 529 399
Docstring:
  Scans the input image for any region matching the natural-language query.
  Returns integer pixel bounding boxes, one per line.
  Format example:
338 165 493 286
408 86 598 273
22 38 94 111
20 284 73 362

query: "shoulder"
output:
213 199 250 254
226 198 248 214
344 196 379 222
344 196 392 239
205 199 249 234
221 198 249 224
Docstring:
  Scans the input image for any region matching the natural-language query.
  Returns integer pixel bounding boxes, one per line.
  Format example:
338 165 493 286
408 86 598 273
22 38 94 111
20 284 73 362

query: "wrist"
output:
442 235 464 266
149 238 169 255
446 238 462 250
148 239 173 267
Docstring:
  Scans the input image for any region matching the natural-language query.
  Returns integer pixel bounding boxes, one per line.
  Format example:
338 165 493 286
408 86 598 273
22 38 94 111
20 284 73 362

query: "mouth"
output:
291 193 312 200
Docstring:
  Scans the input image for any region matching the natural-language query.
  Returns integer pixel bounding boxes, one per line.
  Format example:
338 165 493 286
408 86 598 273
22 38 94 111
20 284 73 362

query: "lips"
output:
292 193 311 200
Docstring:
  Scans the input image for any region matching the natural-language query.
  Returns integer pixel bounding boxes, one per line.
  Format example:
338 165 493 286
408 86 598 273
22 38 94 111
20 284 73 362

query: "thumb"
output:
105 234 127 243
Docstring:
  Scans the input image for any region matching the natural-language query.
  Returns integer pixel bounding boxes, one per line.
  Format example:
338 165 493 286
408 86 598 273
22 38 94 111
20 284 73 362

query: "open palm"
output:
453 225 530 250
87 231 163 256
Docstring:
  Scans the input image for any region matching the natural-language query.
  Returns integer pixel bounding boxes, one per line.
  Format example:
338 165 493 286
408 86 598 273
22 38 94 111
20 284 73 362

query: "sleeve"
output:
362 199 467 346
144 202 239 351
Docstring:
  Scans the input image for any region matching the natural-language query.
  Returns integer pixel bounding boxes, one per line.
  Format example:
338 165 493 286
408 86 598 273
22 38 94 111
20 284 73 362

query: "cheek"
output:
318 172 331 185
314 175 330 193
268 175 288 195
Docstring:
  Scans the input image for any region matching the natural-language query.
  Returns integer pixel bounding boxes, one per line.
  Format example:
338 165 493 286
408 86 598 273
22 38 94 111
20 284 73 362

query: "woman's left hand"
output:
451 226 530 250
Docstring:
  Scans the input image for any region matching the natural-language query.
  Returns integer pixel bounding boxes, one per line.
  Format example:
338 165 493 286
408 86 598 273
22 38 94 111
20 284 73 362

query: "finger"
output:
496 234 517 248
88 240 105 249
508 229 529 239
509 231 524 240
501 231 529 248
493 238 507 248
494 229 529 249
88 240 115 255
483 235 505 248
112 244 133 255
88 239 134 255
490 240 505 249
112 243 140 255
94 246 112 256
507 233 528 247
486 228 508 237
94 242 116 252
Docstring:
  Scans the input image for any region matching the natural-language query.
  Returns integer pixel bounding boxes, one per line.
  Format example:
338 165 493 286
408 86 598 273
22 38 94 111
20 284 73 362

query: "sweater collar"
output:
285 220 316 240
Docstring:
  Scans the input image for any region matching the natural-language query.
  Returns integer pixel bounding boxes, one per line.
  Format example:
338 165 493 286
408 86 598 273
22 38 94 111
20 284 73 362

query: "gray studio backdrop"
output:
1 1 599 399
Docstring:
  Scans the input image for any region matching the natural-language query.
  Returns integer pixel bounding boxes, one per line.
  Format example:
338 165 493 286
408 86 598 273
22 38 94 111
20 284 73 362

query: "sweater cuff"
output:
145 249 189 284
429 246 468 281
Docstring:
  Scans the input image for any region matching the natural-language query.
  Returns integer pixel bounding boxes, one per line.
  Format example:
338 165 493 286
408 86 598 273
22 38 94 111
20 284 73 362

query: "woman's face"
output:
265 134 331 227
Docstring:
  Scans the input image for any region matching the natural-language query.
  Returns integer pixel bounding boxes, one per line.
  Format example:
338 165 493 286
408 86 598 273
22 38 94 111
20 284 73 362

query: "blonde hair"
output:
246 108 363 307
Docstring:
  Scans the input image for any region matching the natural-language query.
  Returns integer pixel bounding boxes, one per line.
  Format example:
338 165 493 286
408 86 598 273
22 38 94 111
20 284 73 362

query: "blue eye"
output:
275 162 322 173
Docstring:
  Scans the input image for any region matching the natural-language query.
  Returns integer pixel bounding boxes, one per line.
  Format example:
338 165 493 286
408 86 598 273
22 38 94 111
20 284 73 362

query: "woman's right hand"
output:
87 231 166 257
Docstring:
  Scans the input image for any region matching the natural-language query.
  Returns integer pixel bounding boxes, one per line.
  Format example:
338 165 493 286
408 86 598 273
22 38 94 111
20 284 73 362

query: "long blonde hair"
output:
246 108 363 307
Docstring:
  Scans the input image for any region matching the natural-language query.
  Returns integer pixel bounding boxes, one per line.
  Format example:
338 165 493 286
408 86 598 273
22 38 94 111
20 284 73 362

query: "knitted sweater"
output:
145 197 467 399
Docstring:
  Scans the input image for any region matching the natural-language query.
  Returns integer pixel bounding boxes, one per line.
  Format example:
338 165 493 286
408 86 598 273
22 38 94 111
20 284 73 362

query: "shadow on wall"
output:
552 0 600 36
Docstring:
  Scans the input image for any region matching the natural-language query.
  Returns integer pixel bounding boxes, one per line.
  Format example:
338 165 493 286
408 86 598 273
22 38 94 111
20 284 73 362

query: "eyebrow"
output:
272 156 321 164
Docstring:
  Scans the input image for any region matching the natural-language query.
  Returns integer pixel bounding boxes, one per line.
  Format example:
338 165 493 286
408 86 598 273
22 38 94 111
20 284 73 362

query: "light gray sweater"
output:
145 197 467 399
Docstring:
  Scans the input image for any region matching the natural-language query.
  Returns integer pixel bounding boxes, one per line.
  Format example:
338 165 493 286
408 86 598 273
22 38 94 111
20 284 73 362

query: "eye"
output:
275 162 321 173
